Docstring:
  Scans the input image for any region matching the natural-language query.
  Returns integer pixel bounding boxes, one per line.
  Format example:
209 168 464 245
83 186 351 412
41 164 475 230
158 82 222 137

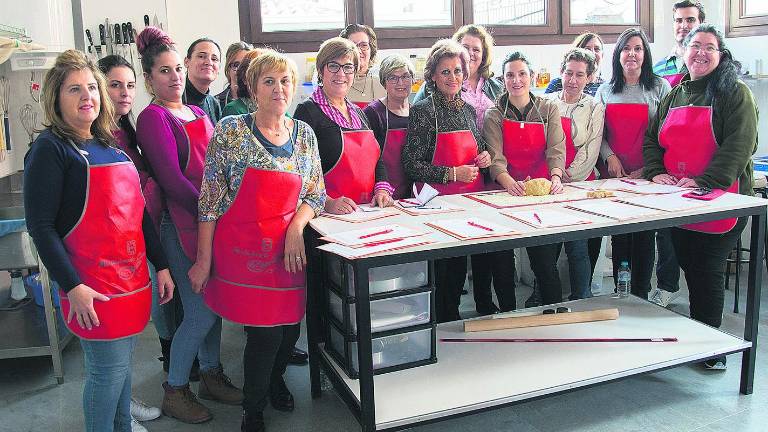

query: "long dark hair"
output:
682 24 738 104
609 28 656 94
97 55 138 151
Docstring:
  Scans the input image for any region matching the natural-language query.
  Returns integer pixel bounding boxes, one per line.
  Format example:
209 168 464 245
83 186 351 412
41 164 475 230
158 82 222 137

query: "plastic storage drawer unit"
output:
328 289 431 334
326 256 428 296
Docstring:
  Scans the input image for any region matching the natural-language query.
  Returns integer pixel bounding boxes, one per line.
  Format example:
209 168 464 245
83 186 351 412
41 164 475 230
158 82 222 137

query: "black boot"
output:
241 410 266 432
158 338 172 373
269 377 294 412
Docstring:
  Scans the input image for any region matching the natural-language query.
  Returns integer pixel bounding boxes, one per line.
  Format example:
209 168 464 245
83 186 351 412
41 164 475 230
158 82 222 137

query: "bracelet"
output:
452 167 457 182
551 173 561 181
374 181 394 195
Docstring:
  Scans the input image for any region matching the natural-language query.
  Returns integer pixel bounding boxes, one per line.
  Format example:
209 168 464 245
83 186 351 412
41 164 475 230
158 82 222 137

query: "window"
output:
726 0 768 37
239 0 651 52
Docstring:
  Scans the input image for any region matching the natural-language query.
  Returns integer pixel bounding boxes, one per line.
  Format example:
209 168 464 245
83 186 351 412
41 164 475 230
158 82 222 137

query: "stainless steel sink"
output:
0 207 38 270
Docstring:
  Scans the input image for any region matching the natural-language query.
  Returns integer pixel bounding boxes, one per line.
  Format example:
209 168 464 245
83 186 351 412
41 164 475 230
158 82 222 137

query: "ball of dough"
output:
524 178 552 196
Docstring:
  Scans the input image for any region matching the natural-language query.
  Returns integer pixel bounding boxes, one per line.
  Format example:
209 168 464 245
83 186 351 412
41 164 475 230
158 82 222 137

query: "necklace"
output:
351 73 369 96
258 117 290 137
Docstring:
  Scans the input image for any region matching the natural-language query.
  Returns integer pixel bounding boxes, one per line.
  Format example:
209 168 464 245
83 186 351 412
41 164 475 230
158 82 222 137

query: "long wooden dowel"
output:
441 337 677 343
464 308 619 332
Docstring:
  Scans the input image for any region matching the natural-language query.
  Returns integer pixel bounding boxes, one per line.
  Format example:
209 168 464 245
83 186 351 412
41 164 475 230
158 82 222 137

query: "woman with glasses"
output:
596 28 671 300
339 24 386 108
644 24 757 370
295 37 393 214
363 54 415 199
545 32 605 96
222 49 263 117
403 39 491 321
216 41 252 108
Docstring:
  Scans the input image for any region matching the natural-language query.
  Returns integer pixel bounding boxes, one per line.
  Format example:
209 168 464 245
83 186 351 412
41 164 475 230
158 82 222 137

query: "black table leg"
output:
741 210 765 394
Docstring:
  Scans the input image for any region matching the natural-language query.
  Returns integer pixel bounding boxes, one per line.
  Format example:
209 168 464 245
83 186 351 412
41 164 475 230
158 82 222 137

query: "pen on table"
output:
359 229 393 239
620 179 638 185
467 221 494 232
533 212 543 224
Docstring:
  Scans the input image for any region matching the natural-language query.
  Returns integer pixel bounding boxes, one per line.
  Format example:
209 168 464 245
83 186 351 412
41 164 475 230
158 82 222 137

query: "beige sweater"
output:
546 92 605 181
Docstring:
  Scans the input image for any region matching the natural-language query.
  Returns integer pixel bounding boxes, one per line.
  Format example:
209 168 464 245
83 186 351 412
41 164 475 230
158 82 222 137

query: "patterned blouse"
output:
198 114 326 221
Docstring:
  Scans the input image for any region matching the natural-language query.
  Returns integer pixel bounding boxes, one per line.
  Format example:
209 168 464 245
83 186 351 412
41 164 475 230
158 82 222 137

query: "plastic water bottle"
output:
615 261 631 298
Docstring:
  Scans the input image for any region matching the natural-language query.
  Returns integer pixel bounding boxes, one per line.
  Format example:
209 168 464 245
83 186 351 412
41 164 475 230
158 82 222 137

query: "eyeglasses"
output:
687 43 720 54
326 62 356 75
229 61 241 70
385 74 414 84
356 42 370 51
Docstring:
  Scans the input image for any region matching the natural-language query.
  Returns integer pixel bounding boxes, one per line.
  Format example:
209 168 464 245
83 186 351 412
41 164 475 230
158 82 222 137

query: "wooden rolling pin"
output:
464 308 619 332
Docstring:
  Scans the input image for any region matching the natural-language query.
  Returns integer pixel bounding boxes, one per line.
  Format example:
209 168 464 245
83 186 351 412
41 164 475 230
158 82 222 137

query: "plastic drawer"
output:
328 290 431 334
327 325 433 377
326 256 428 296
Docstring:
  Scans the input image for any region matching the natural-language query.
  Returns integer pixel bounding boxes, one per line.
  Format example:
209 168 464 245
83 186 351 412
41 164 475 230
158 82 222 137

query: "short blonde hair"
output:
41 49 115 146
452 24 495 79
245 50 299 100
316 37 360 84
378 55 416 87
424 39 469 86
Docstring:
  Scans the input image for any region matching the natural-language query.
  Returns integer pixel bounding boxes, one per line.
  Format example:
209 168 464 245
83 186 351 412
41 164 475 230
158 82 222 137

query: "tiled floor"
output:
1 266 766 432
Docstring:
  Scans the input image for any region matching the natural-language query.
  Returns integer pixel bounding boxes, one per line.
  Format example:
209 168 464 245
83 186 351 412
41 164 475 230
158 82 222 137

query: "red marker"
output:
467 221 494 232
359 229 393 239
362 238 403 247
620 179 638 186
533 213 543 224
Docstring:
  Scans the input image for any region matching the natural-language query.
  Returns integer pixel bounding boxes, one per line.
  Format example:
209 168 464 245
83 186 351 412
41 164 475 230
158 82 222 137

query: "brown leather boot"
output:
198 366 244 405
162 381 212 424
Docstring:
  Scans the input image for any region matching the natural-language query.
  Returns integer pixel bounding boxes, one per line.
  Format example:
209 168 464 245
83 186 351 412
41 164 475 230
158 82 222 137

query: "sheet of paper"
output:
501 208 593 228
321 224 428 247
412 183 440 205
317 236 435 259
464 186 625 209
566 200 663 221
396 198 466 216
321 205 399 223
588 178 688 195
425 217 519 240
616 193 707 212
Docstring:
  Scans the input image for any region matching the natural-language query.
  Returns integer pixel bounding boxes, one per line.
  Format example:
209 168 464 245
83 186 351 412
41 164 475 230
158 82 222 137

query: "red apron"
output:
418 130 484 195
604 103 648 175
166 115 213 260
60 158 151 340
662 73 685 87
502 118 549 181
659 105 738 233
324 129 380 204
382 128 410 199
561 116 596 181
353 101 370 110
204 168 305 326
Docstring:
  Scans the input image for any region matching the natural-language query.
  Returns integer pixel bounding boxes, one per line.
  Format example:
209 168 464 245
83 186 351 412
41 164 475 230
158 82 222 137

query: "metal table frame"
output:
306 199 765 432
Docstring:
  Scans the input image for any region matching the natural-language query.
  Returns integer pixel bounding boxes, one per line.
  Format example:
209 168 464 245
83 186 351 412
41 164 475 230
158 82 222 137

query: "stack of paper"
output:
321 205 399 223
566 200 663 221
318 224 434 258
425 217 519 240
616 194 706 212
501 208 594 228
589 179 689 195
317 237 434 259
396 198 465 215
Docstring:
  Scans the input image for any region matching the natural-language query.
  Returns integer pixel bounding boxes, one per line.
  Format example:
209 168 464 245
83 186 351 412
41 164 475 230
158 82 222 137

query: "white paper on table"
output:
321 204 399 223
425 217 519 240
320 224 428 247
566 200 663 221
501 208 593 228
317 236 435 259
616 193 707 212
596 178 688 194
412 183 440 205
396 198 465 215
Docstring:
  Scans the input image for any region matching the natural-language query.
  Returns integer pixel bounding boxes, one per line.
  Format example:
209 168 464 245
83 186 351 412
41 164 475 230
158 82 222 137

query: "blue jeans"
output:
655 228 680 293
148 260 175 340
564 240 592 300
80 336 136 432
161 212 222 387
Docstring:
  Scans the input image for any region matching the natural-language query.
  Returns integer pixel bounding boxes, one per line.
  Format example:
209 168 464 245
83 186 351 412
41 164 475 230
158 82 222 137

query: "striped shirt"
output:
310 86 363 130
653 55 682 77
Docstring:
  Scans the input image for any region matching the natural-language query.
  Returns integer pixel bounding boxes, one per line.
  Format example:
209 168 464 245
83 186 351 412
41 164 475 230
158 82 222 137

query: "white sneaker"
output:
649 288 680 307
131 416 148 432
130 397 161 422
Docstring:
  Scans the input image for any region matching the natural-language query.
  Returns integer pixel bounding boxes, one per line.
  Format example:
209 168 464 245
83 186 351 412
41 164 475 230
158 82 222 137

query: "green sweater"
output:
643 74 758 195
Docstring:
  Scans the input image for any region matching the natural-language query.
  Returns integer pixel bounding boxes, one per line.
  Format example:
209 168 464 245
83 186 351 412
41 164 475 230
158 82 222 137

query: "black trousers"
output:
671 217 747 328
527 244 563 306
611 231 655 298
587 236 603 279
242 323 301 413
470 250 517 313
435 257 467 323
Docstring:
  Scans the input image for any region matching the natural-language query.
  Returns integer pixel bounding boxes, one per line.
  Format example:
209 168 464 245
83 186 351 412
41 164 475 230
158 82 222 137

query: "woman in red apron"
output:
595 28 672 300
188 51 326 432
339 24 386 108
363 54 415 200
25 50 173 432
644 25 757 370
402 39 491 322
483 51 566 308
134 28 242 424
295 37 394 214
546 48 606 302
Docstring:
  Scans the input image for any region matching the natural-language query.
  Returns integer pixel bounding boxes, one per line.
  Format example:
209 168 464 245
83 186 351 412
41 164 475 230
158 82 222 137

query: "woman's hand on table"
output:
606 155 627 178
156 269 175 304
66 284 110 330
550 175 564 194
372 189 394 208
188 261 211 294
284 224 307 273
675 177 699 188
325 196 358 214
455 165 479 183
474 151 491 169
501 174 526 196
627 168 644 179
652 174 678 185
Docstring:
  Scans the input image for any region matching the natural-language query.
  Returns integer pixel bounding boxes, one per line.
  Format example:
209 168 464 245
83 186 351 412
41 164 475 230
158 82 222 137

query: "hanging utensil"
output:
114 24 123 58
98 24 107 59
20 104 38 148
84 29 97 61
105 18 113 55
0 76 12 153
121 23 133 67
144 14 150 27
29 71 41 104
152 14 163 30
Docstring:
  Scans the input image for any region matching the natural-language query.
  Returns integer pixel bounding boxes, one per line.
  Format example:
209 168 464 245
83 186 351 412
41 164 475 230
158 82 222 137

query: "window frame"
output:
725 0 768 38
239 0 652 52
